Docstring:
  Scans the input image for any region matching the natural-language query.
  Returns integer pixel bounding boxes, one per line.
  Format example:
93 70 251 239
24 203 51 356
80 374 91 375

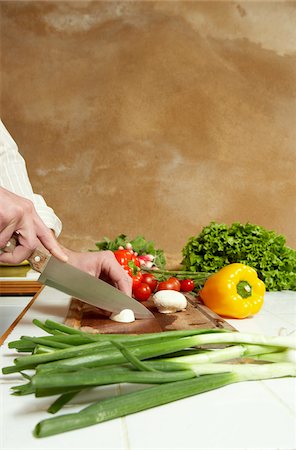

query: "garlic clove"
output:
110 309 135 323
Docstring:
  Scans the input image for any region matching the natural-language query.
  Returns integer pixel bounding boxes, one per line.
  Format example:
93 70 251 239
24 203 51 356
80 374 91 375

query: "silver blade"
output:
38 256 154 319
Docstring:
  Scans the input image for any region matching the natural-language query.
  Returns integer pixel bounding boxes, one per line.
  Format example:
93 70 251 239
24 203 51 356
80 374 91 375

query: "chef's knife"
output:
1 237 154 319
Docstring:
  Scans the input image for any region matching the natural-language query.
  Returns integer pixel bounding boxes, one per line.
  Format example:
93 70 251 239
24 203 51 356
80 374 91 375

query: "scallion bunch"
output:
2 319 295 438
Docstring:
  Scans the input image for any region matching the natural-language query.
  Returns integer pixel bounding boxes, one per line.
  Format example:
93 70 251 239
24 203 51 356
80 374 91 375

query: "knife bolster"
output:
28 249 51 273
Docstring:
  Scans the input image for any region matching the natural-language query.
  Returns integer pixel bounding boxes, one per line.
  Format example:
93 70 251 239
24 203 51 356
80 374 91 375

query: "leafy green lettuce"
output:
181 222 296 291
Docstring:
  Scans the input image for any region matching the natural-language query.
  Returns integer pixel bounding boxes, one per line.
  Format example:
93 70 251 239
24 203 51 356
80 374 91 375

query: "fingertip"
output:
53 249 69 263
117 280 133 297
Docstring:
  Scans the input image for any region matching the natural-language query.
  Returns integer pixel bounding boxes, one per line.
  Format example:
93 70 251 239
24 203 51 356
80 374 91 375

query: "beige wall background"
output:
1 1 295 261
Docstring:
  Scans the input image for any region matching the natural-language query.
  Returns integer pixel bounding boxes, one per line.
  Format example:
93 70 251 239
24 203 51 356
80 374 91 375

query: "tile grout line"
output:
260 380 296 419
118 384 132 450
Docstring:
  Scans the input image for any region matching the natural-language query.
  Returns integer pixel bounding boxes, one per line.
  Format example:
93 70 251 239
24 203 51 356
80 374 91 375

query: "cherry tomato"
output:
169 277 181 291
133 283 151 301
180 279 195 292
141 273 158 292
157 277 181 292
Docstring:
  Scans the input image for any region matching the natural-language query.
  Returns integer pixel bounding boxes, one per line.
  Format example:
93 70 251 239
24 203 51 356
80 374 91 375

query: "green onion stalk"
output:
33 362 296 438
4 331 295 375
3 319 296 439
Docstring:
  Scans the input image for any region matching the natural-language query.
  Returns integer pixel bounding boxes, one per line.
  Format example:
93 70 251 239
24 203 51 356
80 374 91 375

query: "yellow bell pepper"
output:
200 263 265 319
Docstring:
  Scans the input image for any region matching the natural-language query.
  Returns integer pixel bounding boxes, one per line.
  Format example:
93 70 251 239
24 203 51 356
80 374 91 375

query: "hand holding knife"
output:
1 235 154 320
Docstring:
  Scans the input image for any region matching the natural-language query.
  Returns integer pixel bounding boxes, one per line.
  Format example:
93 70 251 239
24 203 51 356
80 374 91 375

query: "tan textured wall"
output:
1 1 295 260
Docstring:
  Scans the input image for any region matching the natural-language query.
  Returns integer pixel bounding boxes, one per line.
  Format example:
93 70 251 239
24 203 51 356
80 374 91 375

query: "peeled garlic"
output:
110 309 135 323
153 290 187 314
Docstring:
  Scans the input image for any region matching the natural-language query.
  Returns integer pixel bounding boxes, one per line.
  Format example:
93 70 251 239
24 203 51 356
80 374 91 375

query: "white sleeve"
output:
0 120 62 237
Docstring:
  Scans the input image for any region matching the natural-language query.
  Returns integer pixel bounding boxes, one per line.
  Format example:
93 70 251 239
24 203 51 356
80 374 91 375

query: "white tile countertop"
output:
0 287 296 450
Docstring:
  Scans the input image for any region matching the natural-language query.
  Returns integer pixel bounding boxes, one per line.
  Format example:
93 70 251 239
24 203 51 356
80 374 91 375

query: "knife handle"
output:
28 249 51 273
0 235 50 273
0 235 18 253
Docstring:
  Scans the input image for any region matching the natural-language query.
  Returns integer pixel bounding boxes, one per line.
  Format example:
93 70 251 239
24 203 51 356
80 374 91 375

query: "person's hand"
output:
64 249 133 296
0 187 68 264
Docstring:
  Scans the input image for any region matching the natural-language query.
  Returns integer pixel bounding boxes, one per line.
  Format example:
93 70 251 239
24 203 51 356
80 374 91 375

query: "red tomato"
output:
141 273 158 292
133 283 151 301
180 279 195 292
157 277 181 292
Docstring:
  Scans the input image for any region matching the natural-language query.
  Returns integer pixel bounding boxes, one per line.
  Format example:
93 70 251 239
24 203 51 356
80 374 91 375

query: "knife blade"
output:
1 240 154 319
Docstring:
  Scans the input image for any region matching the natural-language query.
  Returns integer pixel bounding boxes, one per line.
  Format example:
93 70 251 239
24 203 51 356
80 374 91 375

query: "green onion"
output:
34 374 233 437
111 341 157 372
44 320 227 340
33 345 56 354
3 319 296 439
11 382 35 396
47 391 80 414
32 319 66 335
8 340 36 352
31 332 294 373
44 320 85 335
32 368 195 391
34 362 296 438
3 329 228 374
3 341 117 373
255 348 296 363
21 336 71 349
146 344 279 370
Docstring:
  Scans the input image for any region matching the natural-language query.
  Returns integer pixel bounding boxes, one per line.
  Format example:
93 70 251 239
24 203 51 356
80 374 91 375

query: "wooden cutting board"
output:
64 294 235 334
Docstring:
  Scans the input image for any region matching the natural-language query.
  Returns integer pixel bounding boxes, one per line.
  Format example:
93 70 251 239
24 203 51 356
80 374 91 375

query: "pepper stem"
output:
237 281 252 298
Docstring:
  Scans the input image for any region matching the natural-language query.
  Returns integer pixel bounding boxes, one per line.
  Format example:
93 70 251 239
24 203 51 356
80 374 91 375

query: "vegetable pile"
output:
94 234 166 269
182 222 296 291
3 319 296 438
92 234 200 301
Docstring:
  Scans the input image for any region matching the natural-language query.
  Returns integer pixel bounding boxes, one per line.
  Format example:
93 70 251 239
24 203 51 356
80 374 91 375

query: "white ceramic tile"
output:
122 381 296 450
1 287 71 345
1 287 296 449
264 292 296 314
0 296 33 307
262 377 296 415
228 309 296 336
272 313 296 328
0 296 33 336
0 383 126 450
0 288 127 449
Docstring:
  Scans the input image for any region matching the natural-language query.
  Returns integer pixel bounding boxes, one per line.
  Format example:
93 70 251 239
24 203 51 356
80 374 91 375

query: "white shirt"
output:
0 120 62 236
